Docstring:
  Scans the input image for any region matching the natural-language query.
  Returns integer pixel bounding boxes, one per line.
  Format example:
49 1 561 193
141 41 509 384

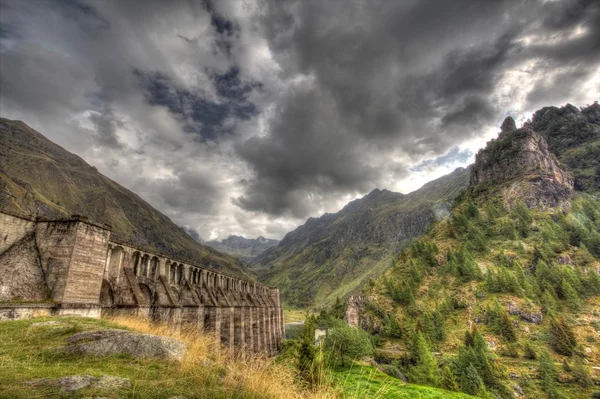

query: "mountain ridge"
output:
0 117 253 279
205 235 280 262
252 167 471 307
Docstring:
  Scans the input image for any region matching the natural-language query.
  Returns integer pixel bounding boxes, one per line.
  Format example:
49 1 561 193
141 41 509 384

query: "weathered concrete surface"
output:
0 233 47 302
0 211 285 355
64 329 187 361
0 212 35 253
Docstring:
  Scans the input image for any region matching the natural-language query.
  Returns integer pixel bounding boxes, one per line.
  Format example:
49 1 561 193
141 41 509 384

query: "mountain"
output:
205 235 280 262
0 118 252 279
360 103 600 398
252 167 470 307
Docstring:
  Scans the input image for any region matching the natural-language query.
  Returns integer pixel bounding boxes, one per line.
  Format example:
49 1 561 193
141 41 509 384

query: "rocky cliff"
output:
0 118 252 279
252 168 470 307
364 104 600 399
470 117 574 209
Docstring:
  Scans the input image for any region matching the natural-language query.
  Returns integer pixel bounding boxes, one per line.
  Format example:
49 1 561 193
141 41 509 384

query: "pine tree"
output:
297 316 318 385
549 316 577 356
409 331 438 386
460 364 487 396
441 364 460 391
538 350 562 399
560 278 581 311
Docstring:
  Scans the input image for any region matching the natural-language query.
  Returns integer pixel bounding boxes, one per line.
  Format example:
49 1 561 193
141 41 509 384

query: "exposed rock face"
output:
500 116 517 133
344 295 365 328
507 301 543 324
471 123 574 209
63 329 187 361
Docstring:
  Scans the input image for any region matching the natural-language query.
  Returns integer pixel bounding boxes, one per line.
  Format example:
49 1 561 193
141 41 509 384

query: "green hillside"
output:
0 118 252 279
253 167 470 308
362 103 600 398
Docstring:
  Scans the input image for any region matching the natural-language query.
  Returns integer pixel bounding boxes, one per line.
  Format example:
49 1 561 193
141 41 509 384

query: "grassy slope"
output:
328 364 474 399
0 118 251 279
368 193 600 398
254 168 469 308
0 316 473 399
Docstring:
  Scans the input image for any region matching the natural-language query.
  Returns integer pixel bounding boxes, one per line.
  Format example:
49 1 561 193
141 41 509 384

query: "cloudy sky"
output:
1 0 598 240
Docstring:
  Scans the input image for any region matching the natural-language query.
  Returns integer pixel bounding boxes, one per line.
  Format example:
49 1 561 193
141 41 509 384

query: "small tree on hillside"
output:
409 331 439 386
538 350 562 399
323 320 373 367
297 315 319 385
549 316 577 356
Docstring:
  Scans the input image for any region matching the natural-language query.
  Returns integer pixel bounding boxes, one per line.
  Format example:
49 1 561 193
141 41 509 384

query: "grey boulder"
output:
27 375 131 392
63 329 187 361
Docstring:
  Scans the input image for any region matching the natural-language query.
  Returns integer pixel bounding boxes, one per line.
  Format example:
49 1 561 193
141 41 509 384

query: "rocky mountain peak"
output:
471 121 574 209
500 116 516 133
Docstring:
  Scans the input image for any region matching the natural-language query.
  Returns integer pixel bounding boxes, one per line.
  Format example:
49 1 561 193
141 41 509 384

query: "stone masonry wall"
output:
62 222 110 303
0 212 35 253
0 212 284 355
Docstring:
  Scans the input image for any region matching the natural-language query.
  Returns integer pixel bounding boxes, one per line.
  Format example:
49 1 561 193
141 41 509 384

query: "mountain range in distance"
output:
204 235 280 263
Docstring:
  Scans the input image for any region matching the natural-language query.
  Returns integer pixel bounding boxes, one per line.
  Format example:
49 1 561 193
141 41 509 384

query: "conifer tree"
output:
409 331 439 386
460 364 487 396
441 364 460 391
538 350 562 399
560 278 581 311
549 316 577 356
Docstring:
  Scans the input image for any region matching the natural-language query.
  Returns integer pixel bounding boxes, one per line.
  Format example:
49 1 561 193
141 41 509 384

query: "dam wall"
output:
0 212 283 355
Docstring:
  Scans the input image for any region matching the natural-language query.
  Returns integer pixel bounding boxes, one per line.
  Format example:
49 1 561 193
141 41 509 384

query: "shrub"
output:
323 320 374 366
523 342 537 360
572 357 593 387
549 316 577 356
484 300 517 342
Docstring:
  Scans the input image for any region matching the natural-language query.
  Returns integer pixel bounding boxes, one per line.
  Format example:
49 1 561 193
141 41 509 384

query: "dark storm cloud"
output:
0 0 598 238
230 0 599 218
234 85 380 216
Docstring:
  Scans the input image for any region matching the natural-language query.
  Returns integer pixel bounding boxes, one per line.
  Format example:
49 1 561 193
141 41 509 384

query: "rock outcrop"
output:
471 117 574 209
63 329 187 361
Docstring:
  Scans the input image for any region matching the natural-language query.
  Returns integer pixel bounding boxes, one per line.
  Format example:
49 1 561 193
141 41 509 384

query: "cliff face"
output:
252 168 470 307
470 117 574 209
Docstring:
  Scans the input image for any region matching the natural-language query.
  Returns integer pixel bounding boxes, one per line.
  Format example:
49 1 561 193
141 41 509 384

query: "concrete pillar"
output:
244 306 253 352
234 306 245 350
104 247 112 278
252 307 260 351
259 307 267 353
204 306 221 341
220 307 234 353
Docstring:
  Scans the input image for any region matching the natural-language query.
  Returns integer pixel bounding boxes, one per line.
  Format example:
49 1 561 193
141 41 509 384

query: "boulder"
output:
63 329 186 361
506 301 543 324
26 375 131 392
519 311 543 324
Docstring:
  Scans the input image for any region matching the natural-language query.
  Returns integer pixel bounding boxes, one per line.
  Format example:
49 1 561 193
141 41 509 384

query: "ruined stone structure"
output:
344 294 365 328
0 212 284 355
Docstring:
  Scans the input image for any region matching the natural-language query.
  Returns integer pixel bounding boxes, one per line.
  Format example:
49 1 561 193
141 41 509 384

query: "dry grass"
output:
108 316 338 399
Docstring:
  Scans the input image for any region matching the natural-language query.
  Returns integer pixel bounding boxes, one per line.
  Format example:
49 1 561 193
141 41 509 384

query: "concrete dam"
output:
0 212 284 355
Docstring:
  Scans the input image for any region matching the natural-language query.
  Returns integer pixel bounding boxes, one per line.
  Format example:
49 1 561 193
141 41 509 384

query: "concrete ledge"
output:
0 303 102 321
